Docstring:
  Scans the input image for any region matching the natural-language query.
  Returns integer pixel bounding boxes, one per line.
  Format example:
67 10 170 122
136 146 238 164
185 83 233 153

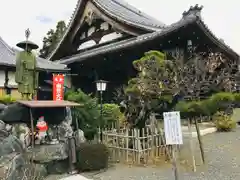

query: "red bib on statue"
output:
36 120 48 132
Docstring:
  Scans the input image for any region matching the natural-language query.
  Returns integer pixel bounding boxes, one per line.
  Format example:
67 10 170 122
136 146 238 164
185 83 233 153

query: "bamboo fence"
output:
98 127 172 165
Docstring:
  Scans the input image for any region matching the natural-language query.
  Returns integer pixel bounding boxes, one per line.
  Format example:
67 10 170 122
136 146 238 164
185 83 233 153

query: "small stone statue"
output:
57 107 74 142
11 123 30 149
15 29 39 100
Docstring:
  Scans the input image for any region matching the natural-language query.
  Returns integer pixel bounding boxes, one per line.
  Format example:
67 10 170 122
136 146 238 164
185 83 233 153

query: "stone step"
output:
60 174 92 180
182 127 217 137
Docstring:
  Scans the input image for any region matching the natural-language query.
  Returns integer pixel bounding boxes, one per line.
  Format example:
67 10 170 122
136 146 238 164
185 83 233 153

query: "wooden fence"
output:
98 127 172 165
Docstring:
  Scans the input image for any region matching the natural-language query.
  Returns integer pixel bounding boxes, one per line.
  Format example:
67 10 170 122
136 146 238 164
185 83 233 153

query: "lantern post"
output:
95 80 108 142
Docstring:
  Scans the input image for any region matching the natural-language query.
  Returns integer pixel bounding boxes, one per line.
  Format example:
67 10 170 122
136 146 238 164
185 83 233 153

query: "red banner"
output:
53 74 64 101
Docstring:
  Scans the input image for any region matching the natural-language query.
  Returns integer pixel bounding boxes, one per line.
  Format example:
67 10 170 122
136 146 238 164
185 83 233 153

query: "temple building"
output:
0 37 68 99
48 1 239 98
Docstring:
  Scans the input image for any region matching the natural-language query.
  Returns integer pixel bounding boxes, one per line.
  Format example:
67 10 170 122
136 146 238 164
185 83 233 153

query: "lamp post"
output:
95 80 108 142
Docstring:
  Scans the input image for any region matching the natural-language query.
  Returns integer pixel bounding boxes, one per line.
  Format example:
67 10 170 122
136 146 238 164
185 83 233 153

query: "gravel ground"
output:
89 129 240 180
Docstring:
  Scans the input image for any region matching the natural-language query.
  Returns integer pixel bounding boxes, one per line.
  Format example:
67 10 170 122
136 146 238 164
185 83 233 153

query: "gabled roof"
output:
48 0 166 60
0 37 68 72
59 5 239 64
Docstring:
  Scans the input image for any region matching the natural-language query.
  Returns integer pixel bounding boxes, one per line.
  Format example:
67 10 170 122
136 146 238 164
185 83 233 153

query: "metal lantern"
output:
95 80 108 92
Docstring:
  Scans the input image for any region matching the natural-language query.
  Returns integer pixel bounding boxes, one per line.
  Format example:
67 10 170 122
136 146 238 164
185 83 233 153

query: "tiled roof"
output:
59 16 196 64
0 37 68 72
59 7 239 65
48 0 165 60
93 0 165 30
0 37 16 66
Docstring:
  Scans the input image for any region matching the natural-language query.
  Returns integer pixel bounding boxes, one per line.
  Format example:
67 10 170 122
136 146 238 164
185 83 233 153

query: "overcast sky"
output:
0 0 239 53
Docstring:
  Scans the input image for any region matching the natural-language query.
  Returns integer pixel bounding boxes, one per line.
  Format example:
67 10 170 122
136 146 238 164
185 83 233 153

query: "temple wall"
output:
0 70 23 99
78 32 123 50
8 71 18 86
0 71 5 86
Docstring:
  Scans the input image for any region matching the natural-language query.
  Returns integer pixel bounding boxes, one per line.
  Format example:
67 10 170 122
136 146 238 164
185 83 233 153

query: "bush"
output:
76 143 109 172
213 111 236 132
102 103 126 128
209 92 235 112
175 92 239 118
65 89 100 140
233 93 240 107
175 100 206 118
0 95 16 104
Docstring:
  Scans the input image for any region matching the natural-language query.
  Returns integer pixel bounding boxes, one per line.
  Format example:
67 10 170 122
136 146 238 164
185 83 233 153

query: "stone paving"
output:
89 129 240 180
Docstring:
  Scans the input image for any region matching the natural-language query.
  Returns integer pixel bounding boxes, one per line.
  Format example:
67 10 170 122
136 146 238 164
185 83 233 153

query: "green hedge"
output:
175 92 240 118
76 143 109 172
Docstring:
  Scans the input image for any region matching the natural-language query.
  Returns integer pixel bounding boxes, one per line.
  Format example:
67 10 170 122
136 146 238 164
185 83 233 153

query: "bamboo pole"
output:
195 118 205 164
188 119 196 172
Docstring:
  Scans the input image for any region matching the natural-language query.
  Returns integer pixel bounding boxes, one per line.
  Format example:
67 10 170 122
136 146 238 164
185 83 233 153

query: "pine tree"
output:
39 21 66 58
39 29 55 58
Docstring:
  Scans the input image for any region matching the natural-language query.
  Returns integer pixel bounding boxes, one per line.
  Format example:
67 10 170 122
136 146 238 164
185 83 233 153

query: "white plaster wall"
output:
78 32 122 50
78 40 96 50
99 32 122 44
8 71 17 86
0 71 5 87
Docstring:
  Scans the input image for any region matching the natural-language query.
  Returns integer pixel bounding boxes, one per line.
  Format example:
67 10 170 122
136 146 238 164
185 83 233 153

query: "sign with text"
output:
53 74 64 101
163 111 183 145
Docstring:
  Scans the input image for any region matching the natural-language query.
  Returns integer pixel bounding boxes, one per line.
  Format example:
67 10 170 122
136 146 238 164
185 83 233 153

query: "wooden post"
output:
151 126 154 161
126 129 129 163
146 128 149 164
172 145 179 180
30 108 34 164
142 128 145 164
195 118 205 164
30 109 34 149
136 129 141 164
188 119 196 172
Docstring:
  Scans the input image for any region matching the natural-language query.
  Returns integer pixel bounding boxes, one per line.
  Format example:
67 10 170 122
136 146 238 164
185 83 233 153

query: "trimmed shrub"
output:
76 143 109 172
175 100 206 118
175 92 240 118
233 93 240 107
209 92 235 112
102 103 126 128
213 111 236 132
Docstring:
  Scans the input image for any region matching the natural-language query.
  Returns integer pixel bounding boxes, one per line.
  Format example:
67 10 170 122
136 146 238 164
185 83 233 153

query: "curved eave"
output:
48 0 165 60
60 15 239 65
92 0 165 32
0 63 69 72
196 20 239 59
60 17 198 64
48 0 85 60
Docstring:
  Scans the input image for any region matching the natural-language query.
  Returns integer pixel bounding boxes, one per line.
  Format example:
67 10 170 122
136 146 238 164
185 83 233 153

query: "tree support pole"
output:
194 118 205 164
